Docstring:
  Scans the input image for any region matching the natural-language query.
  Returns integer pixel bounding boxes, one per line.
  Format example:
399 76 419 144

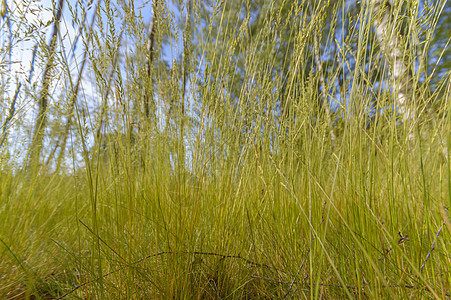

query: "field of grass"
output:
0 0 450 299
1 112 450 299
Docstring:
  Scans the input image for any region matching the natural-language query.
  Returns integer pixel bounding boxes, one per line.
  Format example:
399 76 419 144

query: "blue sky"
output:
1 0 195 167
1 1 154 161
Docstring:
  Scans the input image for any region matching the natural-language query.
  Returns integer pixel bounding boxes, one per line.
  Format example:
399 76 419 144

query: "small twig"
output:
57 251 167 299
283 248 310 299
57 250 270 299
420 220 445 273
318 200 327 227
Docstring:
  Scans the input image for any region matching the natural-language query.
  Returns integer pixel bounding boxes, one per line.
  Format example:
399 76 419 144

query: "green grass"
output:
1 0 450 299
1 120 450 299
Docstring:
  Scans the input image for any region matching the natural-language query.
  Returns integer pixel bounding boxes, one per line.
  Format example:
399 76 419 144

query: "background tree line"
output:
0 0 449 177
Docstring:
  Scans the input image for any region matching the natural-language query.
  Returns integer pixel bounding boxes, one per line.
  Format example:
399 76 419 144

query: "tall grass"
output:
0 0 450 299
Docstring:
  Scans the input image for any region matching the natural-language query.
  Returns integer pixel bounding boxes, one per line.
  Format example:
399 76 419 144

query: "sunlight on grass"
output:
0 0 450 299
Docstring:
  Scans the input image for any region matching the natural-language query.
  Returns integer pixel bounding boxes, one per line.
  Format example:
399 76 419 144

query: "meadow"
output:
0 0 450 298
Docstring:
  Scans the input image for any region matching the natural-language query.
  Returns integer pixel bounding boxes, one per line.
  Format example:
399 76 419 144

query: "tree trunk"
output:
0 81 20 149
2 43 38 149
309 0 336 144
48 0 100 170
179 0 192 175
370 0 414 120
144 0 158 122
29 0 64 171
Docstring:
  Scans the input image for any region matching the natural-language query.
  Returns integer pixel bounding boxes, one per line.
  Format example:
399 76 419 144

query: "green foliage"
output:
0 0 450 299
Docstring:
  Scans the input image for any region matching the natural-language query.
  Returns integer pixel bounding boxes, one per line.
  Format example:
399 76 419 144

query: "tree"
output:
28 0 64 171
368 0 417 121
44 0 101 171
